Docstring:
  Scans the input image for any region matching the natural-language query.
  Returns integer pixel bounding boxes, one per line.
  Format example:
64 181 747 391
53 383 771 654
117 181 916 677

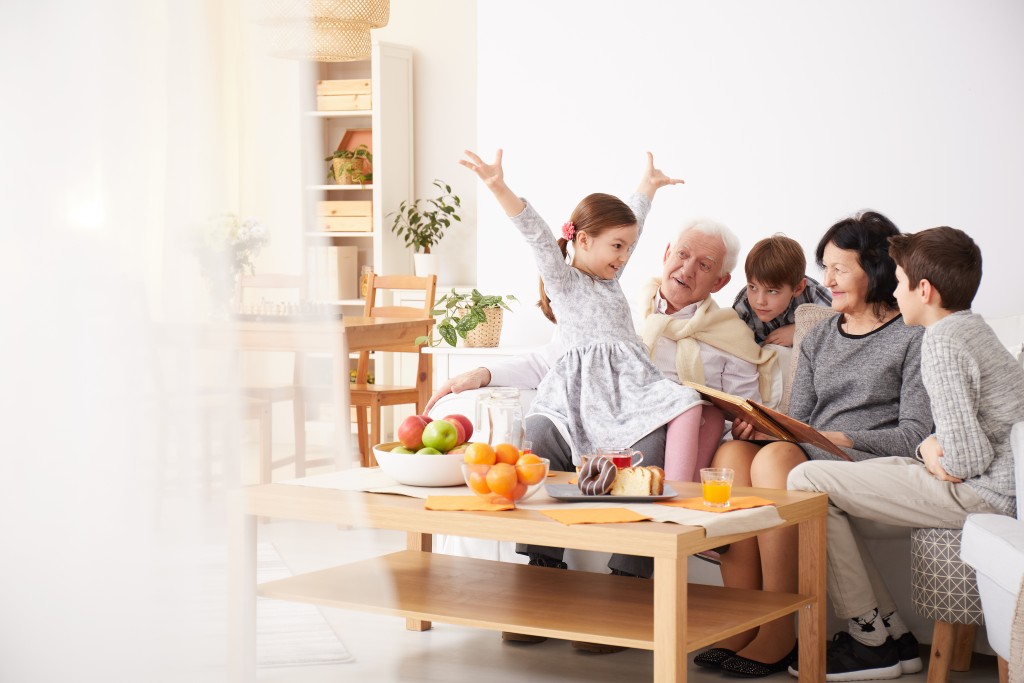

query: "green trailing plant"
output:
388 179 461 254
418 288 518 347
325 144 373 185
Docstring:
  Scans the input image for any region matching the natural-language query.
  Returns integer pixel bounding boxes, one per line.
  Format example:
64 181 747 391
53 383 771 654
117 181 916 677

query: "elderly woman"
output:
697 211 933 678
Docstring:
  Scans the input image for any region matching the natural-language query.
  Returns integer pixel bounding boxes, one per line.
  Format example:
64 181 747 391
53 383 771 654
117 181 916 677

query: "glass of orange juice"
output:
700 467 734 508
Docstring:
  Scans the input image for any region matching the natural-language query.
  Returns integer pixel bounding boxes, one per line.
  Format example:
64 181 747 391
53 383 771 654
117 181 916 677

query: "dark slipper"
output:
719 644 798 678
501 631 547 644
694 647 736 669
570 641 626 654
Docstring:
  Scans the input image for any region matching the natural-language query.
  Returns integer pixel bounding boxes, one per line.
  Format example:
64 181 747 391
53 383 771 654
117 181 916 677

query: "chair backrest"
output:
355 273 437 384
779 303 836 414
362 273 437 319
235 273 306 313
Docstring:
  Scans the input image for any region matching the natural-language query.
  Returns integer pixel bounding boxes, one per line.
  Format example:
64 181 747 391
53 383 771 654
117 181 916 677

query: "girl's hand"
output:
460 149 505 191
460 149 525 217
637 151 685 200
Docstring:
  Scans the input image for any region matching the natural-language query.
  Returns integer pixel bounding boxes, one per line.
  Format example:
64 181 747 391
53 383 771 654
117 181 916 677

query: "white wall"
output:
375 0 478 288
476 0 1024 347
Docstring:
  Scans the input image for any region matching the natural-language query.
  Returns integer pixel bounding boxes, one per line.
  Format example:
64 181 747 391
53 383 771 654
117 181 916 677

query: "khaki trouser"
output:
788 456 1002 619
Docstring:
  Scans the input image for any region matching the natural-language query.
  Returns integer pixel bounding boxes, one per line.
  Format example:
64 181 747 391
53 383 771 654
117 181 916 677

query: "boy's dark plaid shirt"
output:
732 275 832 344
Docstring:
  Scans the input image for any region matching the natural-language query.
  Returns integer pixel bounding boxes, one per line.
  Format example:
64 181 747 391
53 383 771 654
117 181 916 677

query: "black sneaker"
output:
893 632 922 674
527 553 568 569
788 632 901 681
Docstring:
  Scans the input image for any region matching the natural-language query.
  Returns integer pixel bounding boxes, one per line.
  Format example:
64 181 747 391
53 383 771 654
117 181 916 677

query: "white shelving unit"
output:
302 41 414 308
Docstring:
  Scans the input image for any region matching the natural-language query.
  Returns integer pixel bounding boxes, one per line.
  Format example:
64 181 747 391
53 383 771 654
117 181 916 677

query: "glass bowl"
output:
461 456 550 505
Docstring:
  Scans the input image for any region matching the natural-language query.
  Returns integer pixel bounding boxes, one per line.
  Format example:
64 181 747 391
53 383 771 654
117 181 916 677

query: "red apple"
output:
443 418 466 446
444 414 474 441
421 419 458 453
398 414 431 450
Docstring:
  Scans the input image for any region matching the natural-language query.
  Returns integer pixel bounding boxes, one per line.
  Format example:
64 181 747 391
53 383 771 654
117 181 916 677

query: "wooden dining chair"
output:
234 273 309 482
350 273 437 466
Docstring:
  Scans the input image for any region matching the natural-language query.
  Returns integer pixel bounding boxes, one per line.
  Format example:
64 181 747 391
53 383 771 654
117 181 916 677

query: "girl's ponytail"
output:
537 237 569 323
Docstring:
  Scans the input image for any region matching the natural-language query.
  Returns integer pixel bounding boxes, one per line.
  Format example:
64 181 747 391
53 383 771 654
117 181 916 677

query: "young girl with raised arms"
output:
460 149 720 472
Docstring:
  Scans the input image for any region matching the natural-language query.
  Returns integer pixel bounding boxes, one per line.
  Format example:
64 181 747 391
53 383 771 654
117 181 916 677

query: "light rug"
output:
255 543 354 667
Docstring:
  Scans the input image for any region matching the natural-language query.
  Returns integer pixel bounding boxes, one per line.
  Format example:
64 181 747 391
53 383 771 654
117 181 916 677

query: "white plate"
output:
544 483 678 503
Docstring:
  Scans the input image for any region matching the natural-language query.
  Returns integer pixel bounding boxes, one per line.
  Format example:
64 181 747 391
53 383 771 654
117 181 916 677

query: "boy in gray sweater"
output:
788 226 1024 681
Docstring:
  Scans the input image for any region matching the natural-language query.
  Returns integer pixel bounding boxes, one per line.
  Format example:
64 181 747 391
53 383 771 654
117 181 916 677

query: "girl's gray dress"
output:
510 193 703 461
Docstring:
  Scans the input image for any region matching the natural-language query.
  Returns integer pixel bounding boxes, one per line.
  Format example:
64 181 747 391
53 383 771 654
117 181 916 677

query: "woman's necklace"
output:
842 309 896 335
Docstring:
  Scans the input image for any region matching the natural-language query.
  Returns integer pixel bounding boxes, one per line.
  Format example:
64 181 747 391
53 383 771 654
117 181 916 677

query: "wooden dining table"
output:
185 314 434 468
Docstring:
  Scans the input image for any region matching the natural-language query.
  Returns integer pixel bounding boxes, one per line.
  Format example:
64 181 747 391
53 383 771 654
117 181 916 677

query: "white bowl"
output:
372 442 466 487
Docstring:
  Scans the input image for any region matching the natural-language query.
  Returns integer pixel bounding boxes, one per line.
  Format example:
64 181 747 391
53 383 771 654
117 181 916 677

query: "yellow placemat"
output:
539 508 651 525
424 495 515 512
658 495 777 513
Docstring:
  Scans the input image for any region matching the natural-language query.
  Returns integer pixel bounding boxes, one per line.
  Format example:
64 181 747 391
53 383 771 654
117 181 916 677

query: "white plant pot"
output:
413 252 439 277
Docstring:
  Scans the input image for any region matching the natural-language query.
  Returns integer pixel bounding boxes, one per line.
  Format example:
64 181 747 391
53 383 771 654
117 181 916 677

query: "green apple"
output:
421 419 458 452
416 447 442 455
391 446 415 454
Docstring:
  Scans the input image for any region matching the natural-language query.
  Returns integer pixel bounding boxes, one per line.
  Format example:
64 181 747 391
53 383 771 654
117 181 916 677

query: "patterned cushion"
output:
911 527 984 625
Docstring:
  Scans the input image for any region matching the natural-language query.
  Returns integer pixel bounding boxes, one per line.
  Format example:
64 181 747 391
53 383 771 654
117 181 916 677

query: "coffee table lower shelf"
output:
258 550 813 650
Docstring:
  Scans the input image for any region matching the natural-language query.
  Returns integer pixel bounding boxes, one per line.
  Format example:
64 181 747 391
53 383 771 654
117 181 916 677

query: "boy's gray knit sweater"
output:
789 314 932 462
921 311 1023 516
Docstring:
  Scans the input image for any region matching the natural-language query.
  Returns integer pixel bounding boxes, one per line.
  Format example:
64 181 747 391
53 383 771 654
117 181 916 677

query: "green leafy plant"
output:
388 179 461 254
325 144 373 185
418 288 518 347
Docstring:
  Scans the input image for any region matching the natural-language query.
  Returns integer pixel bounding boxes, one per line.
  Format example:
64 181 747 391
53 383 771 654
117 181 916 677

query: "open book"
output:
684 381 852 461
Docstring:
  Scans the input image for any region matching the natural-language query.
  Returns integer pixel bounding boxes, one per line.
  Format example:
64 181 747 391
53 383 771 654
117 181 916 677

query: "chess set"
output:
233 300 343 322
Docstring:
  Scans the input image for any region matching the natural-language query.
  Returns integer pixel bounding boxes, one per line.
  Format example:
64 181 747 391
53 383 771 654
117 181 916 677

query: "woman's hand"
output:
460 149 525 217
636 151 685 200
730 417 775 441
820 431 854 449
919 435 964 483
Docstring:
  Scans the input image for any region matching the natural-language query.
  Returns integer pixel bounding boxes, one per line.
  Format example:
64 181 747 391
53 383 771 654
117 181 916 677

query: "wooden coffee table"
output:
229 474 827 682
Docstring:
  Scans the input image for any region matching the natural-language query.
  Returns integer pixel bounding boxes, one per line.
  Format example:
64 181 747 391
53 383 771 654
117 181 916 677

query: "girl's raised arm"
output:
635 151 685 201
460 149 526 217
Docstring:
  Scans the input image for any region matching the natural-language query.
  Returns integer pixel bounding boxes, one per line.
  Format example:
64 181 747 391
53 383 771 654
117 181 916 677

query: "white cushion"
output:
961 513 1024 659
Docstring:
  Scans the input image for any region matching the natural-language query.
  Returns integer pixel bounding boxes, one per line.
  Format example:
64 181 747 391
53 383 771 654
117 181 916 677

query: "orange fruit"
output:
485 462 518 498
494 442 521 466
467 469 492 495
510 481 528 501
515 453 546 485
463 442 496 465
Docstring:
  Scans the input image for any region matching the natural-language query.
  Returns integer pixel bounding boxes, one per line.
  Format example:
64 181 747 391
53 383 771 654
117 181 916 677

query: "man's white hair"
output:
675 218 741 277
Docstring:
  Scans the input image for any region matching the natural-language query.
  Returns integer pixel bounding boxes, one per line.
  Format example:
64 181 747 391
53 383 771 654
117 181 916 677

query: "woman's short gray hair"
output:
678 218 741 277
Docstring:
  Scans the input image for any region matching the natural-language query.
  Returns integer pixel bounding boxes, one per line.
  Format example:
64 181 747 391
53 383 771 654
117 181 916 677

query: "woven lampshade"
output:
259 0 390 62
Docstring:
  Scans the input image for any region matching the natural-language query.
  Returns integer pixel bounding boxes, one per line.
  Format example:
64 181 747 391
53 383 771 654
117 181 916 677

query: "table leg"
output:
406 531 433 631
653 555 687 682
333 333 352 468
228 497 257 683
797 514 826 682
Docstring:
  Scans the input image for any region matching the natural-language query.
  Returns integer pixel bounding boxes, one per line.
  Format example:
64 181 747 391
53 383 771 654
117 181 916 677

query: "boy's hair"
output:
744 234 806 288
887 226 982 312
816 210 900 317
538 193 636 323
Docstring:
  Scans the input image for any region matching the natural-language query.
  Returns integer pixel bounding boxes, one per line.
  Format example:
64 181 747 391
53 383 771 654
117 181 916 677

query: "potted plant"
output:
388 179 461 276
325 144 373 185
419 288 519 348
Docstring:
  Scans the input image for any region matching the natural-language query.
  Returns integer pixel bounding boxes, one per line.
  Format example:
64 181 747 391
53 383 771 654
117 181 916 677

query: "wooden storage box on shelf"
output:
316 79 372 111
317 200 373 232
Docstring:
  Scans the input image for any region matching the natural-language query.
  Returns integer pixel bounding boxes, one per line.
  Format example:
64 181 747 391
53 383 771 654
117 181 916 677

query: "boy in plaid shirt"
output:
732 234 832 346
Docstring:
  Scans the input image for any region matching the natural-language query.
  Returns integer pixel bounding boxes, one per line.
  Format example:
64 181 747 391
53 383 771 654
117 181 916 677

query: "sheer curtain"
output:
0 1 327 680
